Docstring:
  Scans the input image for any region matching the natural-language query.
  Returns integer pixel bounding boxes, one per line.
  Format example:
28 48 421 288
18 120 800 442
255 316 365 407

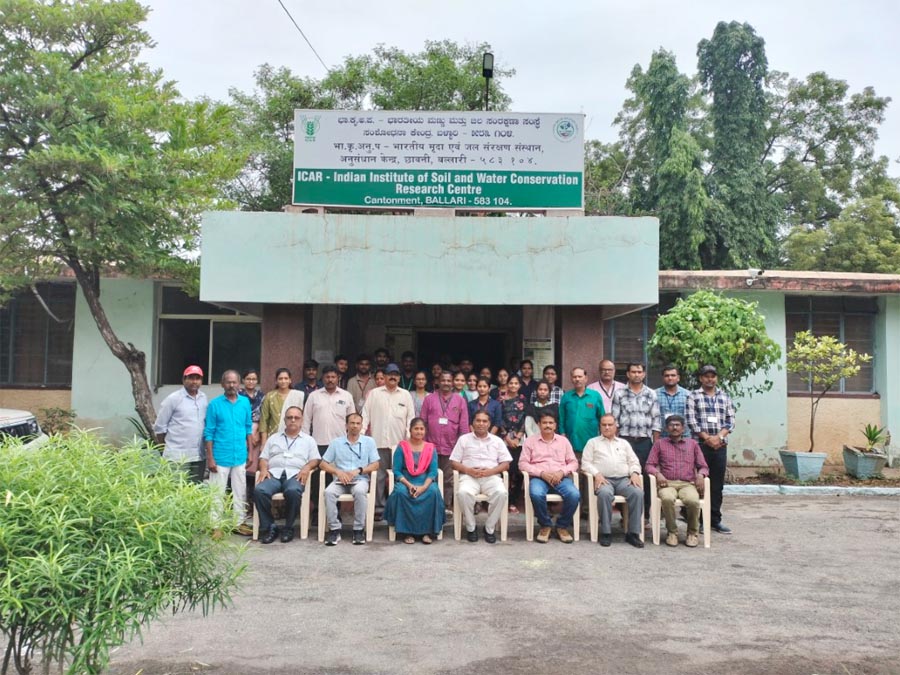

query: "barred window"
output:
602 294 679 388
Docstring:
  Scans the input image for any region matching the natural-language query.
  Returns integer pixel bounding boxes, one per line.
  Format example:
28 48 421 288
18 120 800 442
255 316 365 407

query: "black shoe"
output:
484 528 497 544
712 522 732 534
599 533 612 547
280 528 295 543
466 529 479 542
352 530 365 545
325 529 341 546
261 528 279 545
625 533 645 549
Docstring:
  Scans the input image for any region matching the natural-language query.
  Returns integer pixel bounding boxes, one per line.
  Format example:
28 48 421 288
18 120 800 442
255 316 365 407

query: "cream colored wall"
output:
787 397 881 463
0 390 72 414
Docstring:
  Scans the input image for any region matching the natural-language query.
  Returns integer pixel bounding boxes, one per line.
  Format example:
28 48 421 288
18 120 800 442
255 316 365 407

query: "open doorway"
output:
416 331 509 371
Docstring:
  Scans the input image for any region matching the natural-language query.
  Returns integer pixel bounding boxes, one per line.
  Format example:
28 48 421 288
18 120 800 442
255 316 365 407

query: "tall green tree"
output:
0 0 242 430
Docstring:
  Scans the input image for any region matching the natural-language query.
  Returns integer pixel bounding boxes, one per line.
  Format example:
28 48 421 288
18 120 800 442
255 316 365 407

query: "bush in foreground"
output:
0 432 246 674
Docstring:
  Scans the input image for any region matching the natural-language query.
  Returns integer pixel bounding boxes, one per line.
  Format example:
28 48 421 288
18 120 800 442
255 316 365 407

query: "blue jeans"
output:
529 476 580 529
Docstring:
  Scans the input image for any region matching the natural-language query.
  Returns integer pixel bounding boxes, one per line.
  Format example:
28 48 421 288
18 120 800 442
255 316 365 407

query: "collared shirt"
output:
656 385 691 435
587 379 626 414
646 436 709 482
295 380 324 398
581 435 642 478
611 385 662 438
361 386 415 448
203 394 252 466
347 375 377 410
449 431 512 469
519 433 579 477
467 397 503 431
558 388 605 452
322 434 379 473
686 387 736 440
301 387 356 445
530 386 563 405
260 431 319 477
154 388 208 462
421 391 470 456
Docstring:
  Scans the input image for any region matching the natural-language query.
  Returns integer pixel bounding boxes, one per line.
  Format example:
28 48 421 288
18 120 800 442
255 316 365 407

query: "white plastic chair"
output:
522 472 580 541
452 469 509 541
580 470 644 543
317 469 378 542
387 469 445 541
649 474 711 548
252 471 311 541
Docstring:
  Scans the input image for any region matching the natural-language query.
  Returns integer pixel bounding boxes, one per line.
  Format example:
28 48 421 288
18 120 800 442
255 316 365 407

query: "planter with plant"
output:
842 423 889 478
783 331 871 480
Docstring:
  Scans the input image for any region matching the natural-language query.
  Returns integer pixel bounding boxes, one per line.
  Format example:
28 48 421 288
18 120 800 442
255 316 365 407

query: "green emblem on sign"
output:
300 115 320 142
553 117 577 142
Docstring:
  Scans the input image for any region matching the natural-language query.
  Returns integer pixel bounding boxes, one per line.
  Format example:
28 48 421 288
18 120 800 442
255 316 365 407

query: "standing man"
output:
320 413 380 545
420 371 470 509
450 410 511 543
154 365 208 483
295 359 323 398
519 359 537 402
558 367 605 455
588 359 626 414
334 354 350 389
458 357 475 378
686 365 735 534
302 366 356 455
399 351 417 391
520 412 580 544
361 362 415 515
254 406 320 544
204 370 253 537
347 353 376 410
611 362 661 521
581 414 645 548
373 347 391 370
656 364 691 435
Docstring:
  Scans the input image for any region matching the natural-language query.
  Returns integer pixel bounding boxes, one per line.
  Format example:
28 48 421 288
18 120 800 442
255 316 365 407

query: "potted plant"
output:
843 424 889 478
783 331 871 480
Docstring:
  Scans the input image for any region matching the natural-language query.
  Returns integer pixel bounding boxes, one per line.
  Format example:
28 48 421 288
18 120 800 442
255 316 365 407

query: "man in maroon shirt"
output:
646 415 708 547
421 371 469 510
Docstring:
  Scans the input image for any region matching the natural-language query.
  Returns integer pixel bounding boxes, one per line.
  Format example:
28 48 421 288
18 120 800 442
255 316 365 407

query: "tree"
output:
0 0 241 431
647 290 782 400
226 40 514 211
785 331 870 452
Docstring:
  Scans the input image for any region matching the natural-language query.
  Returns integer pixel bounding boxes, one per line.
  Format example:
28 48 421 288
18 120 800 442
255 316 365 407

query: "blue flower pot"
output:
779 451 827 481
842 446 888 479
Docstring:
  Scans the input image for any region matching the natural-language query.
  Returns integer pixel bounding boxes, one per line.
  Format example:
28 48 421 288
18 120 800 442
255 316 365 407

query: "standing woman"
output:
411 370 430 416
464 373 479 402
491 367 511 401
258 368 305 450
499 374 527 513
384 418 446 544
524 379 559 438
452 371 469 401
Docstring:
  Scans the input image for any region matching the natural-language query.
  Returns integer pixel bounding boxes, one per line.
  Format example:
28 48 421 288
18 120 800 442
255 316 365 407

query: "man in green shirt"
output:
559 367 606 452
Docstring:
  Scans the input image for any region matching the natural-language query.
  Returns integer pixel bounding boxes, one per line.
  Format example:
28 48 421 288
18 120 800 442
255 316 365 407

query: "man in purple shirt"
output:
646 415 708 547
420 371 469 510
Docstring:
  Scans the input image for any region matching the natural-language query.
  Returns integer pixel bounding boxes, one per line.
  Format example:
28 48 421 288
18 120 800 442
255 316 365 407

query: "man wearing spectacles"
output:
587 359 626 414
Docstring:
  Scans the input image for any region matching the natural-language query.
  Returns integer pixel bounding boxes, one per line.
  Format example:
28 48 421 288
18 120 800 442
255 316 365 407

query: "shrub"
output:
37 407 77 436
0 432 246 674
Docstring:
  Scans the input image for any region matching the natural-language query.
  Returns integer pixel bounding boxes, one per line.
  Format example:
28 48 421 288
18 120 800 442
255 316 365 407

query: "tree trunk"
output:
69 263 157 434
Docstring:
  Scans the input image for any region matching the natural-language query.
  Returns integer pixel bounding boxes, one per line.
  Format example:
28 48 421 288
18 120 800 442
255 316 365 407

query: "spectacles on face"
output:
600 368 615 373
284 415 301 421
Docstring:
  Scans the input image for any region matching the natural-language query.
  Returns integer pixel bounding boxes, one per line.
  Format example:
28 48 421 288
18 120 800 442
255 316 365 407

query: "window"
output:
157 286 261 385
0 283 75 387
602 294 679 388
785 296 876 394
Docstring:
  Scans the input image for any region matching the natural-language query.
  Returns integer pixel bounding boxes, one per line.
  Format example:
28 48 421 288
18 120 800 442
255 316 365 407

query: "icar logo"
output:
300 115 320 142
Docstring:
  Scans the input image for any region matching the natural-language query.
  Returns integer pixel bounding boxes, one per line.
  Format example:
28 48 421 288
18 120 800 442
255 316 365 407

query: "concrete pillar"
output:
261 304 307 387
558 306 605 385
522 306 555 374
310 305 341 365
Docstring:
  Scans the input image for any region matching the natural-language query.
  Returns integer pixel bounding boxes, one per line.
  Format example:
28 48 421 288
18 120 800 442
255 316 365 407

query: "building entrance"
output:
416 330 510 372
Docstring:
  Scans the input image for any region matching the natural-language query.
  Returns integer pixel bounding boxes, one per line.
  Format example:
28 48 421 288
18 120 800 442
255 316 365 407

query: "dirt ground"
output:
107 495 900 675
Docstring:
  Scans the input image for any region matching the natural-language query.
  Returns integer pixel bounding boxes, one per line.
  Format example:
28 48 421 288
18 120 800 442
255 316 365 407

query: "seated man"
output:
519 412 580 544
254 406 320 544
319 412 380 546
449 410 512 544
646 414 708 548
581 414 645 548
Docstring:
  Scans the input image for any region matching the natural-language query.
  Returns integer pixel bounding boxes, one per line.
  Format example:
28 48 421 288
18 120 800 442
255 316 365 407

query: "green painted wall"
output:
199 212 659 306
875 295 900 465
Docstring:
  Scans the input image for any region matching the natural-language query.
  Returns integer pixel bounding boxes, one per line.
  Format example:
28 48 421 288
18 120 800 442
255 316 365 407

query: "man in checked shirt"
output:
685 365 735 534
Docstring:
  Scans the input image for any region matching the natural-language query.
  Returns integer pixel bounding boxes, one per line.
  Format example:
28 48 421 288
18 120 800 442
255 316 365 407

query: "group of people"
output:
152 350 736 548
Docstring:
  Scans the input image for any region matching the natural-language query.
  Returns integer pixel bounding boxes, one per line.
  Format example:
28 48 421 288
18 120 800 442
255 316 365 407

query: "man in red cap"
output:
154 365 208 482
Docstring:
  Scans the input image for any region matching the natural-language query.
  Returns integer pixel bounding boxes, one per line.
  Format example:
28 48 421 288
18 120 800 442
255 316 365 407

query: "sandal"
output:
403 535 415 544
508 505 519 514
421 534 433 545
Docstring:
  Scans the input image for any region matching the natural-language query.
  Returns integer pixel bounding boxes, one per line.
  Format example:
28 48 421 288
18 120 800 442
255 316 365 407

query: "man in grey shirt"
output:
153 365 208 482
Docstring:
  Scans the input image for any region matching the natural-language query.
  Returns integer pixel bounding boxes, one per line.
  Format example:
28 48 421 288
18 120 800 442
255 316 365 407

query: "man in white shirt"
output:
449 410 512 544
153 365 208 483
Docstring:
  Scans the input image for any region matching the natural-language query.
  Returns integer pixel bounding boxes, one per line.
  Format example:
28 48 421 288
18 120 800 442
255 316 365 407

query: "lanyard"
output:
439 394 454 416
282 433 300 454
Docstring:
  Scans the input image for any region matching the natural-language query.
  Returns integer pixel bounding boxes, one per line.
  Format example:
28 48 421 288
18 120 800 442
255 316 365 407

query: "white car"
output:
0 408 49 449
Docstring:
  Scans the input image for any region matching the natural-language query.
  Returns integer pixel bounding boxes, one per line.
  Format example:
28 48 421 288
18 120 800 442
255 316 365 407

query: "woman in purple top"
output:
499 374 527 512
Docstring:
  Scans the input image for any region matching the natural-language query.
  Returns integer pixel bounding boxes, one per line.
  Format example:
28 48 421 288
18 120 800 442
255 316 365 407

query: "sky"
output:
141 0 899 167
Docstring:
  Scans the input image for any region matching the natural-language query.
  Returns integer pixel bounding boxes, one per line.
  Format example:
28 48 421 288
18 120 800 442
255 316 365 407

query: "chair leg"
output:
453 499 461 541
317 482 326 542
252 506 260 541
300 490 309 540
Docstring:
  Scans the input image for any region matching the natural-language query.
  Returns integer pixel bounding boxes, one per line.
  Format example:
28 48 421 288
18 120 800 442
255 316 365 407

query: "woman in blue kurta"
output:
385 417 446 544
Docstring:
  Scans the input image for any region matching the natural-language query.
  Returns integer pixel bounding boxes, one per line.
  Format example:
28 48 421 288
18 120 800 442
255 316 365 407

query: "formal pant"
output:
621 436 653 517
254 473 305 533
658 480 701 535
325 478 370 531
208 463 246 522
456 474 507 534
528 476 580 529
437 454 453 509
595 476 643 535
375 447 393 511
701 443 727 526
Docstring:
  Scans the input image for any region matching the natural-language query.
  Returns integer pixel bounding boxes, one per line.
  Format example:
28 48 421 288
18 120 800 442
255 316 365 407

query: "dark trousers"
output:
254 473 305 533
621 436 653 518
701 443 727 526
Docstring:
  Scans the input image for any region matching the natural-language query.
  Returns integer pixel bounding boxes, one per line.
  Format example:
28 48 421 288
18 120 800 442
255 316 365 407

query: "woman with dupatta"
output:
384 417 445 544
258 368 306 449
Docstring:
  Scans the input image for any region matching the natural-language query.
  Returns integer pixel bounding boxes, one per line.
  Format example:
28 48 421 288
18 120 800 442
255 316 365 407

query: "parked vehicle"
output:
0 408 49 449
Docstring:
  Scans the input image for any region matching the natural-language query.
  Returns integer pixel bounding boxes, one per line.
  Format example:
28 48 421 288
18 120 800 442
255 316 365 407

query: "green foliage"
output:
37 407 76 436
785 330 871 452
647 290 782 399
0 432 246 674
861 423 887 453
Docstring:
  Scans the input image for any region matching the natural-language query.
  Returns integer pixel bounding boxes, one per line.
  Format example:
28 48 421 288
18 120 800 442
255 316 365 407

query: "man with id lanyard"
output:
254 406 320 544
320 413 380 545
420 371 470 510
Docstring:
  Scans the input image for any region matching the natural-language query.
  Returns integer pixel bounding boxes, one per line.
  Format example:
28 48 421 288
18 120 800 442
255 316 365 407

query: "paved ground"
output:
108 495 900 675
